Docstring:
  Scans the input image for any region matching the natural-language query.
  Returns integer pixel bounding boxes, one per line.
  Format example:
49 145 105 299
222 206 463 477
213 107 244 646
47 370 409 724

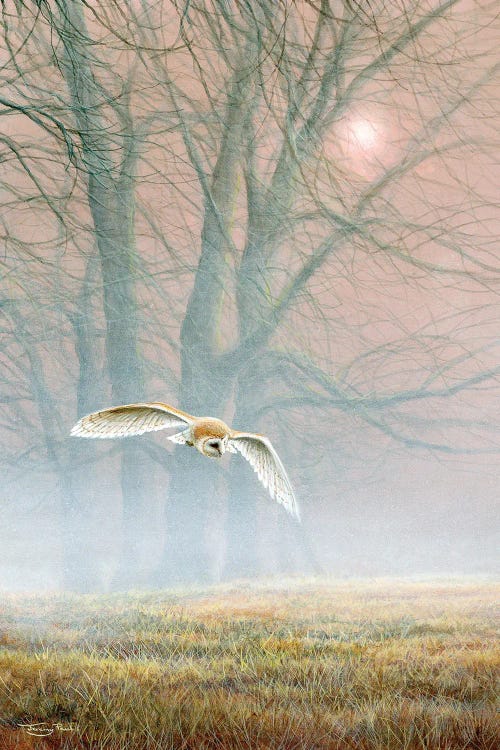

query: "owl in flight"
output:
71 402 300 521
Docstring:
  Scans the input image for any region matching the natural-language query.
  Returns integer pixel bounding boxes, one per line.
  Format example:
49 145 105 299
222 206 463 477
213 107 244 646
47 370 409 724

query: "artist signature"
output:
17 721 77 737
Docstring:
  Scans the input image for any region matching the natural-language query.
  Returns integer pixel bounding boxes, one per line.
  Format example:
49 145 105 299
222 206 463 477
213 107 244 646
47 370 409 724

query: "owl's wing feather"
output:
229 432 300 521
167 429 191 445
71 402 194 439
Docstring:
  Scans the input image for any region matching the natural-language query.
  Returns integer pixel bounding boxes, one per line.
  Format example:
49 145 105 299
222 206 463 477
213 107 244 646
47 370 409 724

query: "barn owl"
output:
71 402 300 521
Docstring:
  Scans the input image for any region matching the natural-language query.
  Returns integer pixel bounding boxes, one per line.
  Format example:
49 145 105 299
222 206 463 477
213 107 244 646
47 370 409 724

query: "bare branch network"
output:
1 0 498 586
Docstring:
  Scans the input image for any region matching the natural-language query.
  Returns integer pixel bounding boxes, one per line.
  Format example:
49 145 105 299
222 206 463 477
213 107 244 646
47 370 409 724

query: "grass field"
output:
0 578 498 749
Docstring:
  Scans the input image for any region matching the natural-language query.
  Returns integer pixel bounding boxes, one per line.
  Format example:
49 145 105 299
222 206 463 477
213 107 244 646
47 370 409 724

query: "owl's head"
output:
202 437 227 458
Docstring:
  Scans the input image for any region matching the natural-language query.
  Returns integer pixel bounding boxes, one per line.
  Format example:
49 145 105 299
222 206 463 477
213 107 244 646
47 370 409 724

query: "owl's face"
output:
202 436 227 458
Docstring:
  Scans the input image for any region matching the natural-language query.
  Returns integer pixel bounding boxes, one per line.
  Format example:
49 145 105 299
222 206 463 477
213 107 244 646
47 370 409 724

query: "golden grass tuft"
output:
0 578 498 749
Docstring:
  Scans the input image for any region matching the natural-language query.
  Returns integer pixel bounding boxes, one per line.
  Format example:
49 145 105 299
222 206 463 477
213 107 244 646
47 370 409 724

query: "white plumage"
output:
71 401 300 521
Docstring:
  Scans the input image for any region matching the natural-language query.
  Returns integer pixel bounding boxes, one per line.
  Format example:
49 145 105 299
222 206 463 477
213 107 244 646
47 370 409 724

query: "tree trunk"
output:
156 372 229 586
156 67 252 586
57 1 155 588
66 271 106 592
223 394 260 579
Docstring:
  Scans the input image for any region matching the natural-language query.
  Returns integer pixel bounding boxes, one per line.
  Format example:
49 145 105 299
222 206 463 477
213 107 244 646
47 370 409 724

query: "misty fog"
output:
1 0 498 593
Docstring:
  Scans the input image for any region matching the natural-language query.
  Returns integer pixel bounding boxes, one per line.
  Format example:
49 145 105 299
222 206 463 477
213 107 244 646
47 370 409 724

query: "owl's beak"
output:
206 439 224 457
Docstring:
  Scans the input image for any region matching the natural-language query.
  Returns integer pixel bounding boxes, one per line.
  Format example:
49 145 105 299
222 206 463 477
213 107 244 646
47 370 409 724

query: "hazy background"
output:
1 0 498 592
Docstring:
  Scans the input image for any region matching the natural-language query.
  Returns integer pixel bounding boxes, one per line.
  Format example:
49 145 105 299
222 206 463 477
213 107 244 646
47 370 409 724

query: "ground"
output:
0 578 498 749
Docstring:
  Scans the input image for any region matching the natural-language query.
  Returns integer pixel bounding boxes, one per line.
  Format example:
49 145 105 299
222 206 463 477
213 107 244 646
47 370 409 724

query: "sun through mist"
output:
350 119 380 149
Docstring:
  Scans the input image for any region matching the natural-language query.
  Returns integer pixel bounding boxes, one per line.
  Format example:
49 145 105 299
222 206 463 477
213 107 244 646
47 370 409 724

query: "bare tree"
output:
0 0 162 588
148 0 499 579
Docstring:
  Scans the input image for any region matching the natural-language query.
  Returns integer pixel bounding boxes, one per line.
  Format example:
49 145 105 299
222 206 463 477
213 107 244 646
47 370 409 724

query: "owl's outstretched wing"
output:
71 402 194 439
229 432 300 521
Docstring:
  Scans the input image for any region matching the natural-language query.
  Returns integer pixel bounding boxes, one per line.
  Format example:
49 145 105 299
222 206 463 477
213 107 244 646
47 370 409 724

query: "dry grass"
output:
0 578 498 749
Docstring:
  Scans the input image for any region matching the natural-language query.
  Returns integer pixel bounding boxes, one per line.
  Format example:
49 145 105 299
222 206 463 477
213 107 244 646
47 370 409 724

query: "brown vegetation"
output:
0 579 498 749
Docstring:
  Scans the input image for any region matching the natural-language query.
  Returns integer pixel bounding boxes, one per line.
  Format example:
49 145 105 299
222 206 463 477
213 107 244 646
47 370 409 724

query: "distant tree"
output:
147 0 500 580
0 0 160 588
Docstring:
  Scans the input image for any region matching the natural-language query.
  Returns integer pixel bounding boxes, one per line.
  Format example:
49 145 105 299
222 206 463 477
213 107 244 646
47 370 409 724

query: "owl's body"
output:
71 401 300 520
